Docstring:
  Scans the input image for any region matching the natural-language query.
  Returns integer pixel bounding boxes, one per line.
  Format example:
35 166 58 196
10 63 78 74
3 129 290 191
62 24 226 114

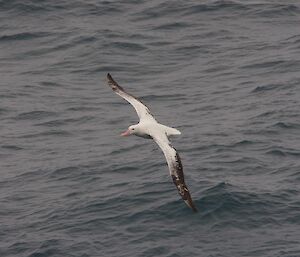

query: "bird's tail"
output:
165 126 181 137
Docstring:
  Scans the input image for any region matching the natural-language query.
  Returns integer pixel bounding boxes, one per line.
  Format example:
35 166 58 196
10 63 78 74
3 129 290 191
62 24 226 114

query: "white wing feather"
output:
107 73 156 122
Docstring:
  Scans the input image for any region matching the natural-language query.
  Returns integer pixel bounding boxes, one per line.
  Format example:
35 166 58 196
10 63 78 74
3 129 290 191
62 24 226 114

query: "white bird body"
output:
106 73 197 212
131 122 181 139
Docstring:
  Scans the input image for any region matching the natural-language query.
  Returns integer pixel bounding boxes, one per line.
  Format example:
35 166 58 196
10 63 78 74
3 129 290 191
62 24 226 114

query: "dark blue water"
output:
1 0 300 256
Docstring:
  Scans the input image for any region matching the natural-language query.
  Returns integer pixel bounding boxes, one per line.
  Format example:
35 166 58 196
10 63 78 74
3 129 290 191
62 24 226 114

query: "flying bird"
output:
106 73 197 212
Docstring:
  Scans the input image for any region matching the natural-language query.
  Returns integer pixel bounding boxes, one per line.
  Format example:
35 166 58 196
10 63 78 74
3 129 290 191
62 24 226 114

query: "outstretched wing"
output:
152 133 197 212
106 73 156 122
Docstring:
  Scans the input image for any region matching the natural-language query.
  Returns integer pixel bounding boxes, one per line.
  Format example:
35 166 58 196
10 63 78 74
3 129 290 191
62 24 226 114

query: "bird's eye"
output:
132 128 135 130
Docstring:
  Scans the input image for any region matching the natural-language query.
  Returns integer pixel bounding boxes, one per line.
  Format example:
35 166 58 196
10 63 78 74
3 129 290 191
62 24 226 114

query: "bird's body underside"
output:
133 122 181 139
106 73 197 212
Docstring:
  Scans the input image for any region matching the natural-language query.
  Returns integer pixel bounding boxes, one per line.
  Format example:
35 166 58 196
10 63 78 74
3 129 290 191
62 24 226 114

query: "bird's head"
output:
121 124 138 136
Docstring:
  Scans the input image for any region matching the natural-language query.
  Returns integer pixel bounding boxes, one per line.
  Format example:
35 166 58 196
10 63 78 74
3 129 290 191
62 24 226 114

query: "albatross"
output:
106 73 197 212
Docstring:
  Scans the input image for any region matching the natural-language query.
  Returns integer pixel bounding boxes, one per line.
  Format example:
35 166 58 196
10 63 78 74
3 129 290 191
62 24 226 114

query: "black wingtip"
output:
107 73 116 84
191 205 198 213
106 73 125 92
186 200 198 213
106 73 115 87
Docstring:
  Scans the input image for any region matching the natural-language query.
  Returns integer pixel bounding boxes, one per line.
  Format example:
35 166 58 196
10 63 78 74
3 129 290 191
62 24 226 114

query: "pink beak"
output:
120 129 130 136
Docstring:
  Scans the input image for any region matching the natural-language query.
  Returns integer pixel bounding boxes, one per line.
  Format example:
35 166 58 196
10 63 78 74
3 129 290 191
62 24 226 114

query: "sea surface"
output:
1 0 300 256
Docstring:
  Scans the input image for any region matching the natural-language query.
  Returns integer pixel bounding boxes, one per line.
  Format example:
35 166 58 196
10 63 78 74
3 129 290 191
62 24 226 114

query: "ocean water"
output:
1 0 300 256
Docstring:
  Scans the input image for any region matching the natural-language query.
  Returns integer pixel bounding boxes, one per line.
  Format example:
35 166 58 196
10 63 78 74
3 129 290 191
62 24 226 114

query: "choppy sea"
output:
1 0 300 256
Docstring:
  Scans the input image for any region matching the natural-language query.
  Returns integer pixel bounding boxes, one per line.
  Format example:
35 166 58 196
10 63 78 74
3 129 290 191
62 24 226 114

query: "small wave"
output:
185 143 227 153
66 106 100 112
0 1 67 14
93 65 124 73
232 140 255 147
152 22 190 31
244 59 300 75
175 45 209 55
265 149 300 157
283 35 300 50
49 166 81 181
266 149 286 157
243 60 285 70
185 1 248 15
131 1 186 21
140 93 186 101
34 119 66 127
131 0 247 23
20 130 71 139
81 2 123 16
141 246 169 257
15 111 57 120
0 32 50 42
288 170 300 182
19 33 95 59
254 110 276 119
146 41 172 47
271 122 300 130
107 143 148 156
24 42 73 57
251 83 282 93
72 35 97 44
0 107 10 116
106 41 147 51
28 248 59 257
1 145 23 151
249 3 300 17
40 81 64 88
109 165 140 174
35 116 95 127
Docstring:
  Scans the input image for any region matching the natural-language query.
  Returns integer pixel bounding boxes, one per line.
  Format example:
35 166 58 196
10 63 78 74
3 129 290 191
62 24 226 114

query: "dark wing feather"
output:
152 134 197 212
106 73 156 122
171 150 197 212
